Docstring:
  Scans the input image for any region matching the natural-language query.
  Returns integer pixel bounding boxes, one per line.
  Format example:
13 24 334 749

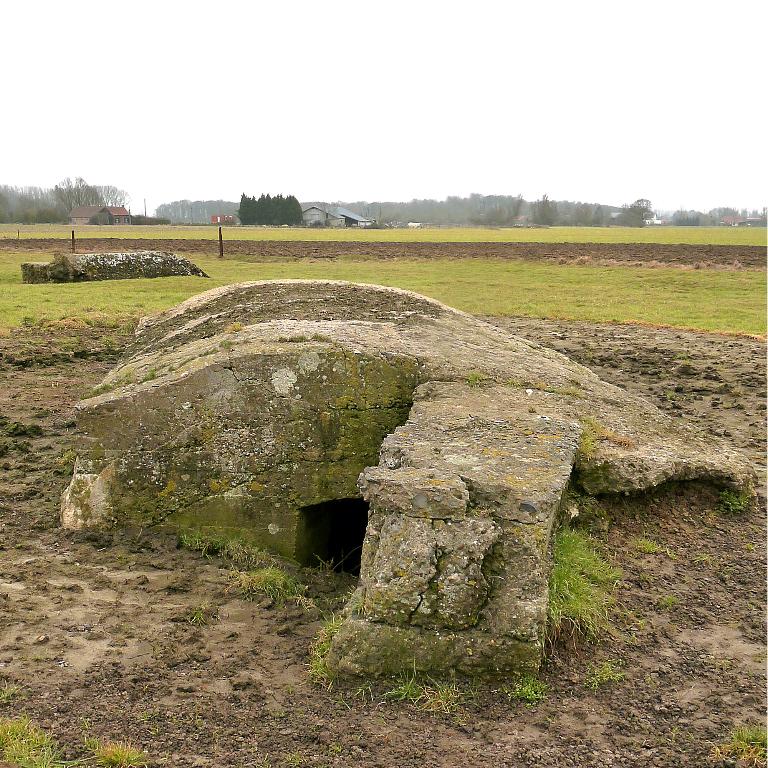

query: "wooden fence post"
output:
71 229 75 253
218 226 224 258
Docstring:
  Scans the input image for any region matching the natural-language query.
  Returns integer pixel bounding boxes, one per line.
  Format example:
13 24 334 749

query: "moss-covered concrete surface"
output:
61 280 755 677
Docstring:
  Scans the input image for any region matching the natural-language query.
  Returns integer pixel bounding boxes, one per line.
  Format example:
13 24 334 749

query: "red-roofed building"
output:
69 206 132 225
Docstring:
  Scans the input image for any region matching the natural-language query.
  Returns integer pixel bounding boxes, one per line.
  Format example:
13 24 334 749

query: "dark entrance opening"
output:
296 498 369 574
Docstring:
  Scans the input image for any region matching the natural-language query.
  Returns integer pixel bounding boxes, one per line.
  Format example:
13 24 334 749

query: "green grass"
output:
634 537 676 558
712 724 767 766
308 614 344 688
1 251 764 334
502 675 549 705
717 488 755 516
228 567 306 605
585 659 625 690
548 528 622 645
657 595 680 610
0 682 21 704
1 223 764 245
178 529 275 569
382 674 466 714
0 716 61 767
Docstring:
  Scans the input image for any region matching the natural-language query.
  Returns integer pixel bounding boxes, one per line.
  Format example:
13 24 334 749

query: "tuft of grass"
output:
585 659 625 690
465 371 487 388
383 674 466 714
717 488 754 516
502 675 548 705
86 736 148 767
711 724 767 767
634 537 676 558
178 530 275 569
577 425 599 461
228 567 305 605
308 614 344 688
185 603 217 626
635 537 663 554
547 528 622 646
0 682 22 704
0 716 61 767
657 595 680 610
578 417 636 461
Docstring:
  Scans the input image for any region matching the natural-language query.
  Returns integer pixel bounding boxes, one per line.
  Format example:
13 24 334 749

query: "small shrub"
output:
717 488 753 516
585 659 625 690
503 675 548 704
711 724 767 766
53 448 77 476
308 615 343 687
547 528 621 645
229 567 305 605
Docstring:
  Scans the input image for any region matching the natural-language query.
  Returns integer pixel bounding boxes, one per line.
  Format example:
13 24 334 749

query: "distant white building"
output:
301 205 374 228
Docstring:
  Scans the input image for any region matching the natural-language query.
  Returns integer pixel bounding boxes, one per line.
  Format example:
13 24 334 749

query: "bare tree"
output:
53 177 103 210
96 185 129 206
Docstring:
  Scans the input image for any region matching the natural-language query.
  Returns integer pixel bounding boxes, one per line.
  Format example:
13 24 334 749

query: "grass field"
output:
0 223 765 246
1 250 763 335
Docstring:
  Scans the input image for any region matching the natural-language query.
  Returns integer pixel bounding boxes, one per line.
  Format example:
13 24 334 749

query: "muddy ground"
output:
0 319 765 767
2 238 765 269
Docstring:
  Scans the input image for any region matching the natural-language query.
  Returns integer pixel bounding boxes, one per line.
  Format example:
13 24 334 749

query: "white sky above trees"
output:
2 0 765 215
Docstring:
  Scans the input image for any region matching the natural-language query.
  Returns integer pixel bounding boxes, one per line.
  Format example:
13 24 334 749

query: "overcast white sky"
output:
2 0 765 214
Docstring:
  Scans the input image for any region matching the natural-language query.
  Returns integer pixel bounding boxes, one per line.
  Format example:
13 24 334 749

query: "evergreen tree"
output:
285 195 304 225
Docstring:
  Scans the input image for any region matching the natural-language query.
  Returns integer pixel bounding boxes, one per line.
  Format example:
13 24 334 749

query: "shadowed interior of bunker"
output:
296 498 370 574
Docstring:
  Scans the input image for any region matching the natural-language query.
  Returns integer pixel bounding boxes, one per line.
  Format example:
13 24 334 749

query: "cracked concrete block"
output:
61 280 755 677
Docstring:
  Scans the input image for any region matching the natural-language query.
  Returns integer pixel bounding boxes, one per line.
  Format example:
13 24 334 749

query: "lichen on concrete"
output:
61 280 754 677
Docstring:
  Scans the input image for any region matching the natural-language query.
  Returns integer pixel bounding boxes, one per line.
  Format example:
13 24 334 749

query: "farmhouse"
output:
301 205 374 228
69 206 132 225
211 214 237 225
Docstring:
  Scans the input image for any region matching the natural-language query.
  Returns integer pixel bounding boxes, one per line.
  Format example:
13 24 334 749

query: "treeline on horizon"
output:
0 178 129 224
2 182 765 227
153 194 767 227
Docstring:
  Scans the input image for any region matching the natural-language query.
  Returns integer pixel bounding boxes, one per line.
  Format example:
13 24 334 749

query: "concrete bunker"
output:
61 280 755 678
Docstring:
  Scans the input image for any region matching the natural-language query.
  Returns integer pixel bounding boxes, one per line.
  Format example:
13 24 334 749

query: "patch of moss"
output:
717 488 753 516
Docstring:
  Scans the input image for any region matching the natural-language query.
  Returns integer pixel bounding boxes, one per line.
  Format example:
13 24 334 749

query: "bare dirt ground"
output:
2 238 765 269
0 320 765 767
